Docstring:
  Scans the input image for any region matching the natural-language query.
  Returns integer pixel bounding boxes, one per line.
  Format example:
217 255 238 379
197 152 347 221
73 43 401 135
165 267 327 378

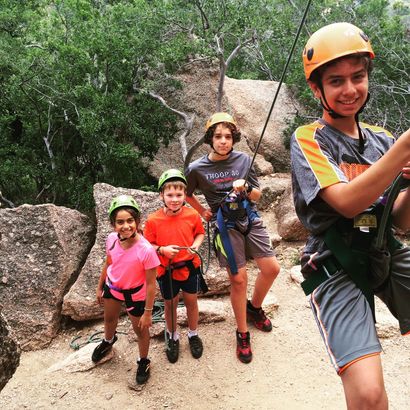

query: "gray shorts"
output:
310 248 410 374
310 270 381 374
214 218 275 269
375 245 410 335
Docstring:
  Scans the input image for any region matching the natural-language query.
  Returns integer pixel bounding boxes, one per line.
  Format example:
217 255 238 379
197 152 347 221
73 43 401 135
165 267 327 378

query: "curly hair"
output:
204 122 241 146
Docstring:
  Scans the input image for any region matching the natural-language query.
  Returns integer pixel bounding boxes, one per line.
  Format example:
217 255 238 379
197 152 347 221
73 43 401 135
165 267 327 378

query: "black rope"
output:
244 0 313 184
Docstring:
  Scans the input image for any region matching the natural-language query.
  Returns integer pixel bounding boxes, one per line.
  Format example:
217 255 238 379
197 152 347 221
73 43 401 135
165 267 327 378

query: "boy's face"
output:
309 56 369 120
161 185 186 213
212 123 233 155
113 209 138 238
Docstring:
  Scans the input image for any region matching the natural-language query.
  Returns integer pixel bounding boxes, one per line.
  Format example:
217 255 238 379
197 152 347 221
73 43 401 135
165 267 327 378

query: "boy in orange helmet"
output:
185 112 280 364
291 22 410 409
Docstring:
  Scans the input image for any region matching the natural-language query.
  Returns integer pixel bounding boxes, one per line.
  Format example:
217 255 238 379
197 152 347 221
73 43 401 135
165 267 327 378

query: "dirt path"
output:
1 254 409 410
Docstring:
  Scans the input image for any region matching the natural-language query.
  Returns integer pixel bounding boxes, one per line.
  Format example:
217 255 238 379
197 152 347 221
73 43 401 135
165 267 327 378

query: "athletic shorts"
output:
374 245 410 335
102 284 145 317
215 218 275 269
157 267 201 300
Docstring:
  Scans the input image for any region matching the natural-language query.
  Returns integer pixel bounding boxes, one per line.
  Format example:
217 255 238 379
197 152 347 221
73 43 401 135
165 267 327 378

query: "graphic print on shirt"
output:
204 169 241 190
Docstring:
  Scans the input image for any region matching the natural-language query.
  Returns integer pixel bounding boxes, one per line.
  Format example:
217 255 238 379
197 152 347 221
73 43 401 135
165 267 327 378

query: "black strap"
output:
324 225 375 321
106 277 143 307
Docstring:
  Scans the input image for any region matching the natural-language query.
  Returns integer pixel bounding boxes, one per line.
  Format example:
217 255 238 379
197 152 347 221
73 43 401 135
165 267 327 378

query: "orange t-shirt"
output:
143 206 205 280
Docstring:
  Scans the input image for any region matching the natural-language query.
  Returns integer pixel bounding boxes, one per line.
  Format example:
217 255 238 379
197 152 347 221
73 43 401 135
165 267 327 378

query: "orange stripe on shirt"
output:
295 122 341 189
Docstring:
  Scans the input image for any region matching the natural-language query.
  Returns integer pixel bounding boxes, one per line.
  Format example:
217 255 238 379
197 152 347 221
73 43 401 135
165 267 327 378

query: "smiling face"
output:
309 56 369 123
161 185 186 214
211 123 234 156
113 209 138 239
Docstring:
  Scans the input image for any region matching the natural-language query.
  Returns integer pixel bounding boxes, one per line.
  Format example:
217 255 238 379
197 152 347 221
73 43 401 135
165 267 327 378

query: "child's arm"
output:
186 194 213 221
190 233 205 252
138 267 157 329
232 179 261 202
319 128 410 219
96 259 108 305
391 162 410 230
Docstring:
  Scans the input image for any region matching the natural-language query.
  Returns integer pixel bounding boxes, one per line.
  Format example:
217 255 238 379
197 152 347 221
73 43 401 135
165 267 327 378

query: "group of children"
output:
90 21 409 409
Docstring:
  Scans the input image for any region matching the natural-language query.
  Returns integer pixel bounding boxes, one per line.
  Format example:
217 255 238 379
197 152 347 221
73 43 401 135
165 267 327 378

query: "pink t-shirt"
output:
105 232 160 301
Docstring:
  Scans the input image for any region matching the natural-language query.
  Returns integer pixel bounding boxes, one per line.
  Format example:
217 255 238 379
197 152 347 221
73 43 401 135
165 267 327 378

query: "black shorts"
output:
102 284 145 317
157 267 201 300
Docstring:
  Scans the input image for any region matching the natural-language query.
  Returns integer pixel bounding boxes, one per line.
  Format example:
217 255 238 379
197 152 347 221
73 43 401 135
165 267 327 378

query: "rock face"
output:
0 308 20 392
62 183 230 321
224 77 297 173
0 205 94 350
148 61 294 178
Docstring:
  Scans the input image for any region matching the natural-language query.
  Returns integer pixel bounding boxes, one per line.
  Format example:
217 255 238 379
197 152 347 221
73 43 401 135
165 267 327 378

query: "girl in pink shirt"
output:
92 195 159 385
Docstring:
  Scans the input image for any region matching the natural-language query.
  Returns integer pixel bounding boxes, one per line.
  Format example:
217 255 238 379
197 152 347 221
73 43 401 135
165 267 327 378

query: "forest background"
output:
0 0 409 213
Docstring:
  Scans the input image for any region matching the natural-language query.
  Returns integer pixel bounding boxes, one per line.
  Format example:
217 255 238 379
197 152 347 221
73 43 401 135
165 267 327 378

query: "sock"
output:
105 335 115 344
167 330 179 341
188 329 198 338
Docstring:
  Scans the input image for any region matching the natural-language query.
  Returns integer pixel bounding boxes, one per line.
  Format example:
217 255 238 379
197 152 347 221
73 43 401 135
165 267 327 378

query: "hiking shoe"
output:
188 335 203 359
136 358 151 384
247 300 272 332
236 330 252 364
91 334 118 363
165 338 179 363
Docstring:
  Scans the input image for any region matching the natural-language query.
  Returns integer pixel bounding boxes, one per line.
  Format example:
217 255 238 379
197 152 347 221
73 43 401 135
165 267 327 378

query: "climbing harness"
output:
106 278 143 308
301 173 408 320
214 192 260 274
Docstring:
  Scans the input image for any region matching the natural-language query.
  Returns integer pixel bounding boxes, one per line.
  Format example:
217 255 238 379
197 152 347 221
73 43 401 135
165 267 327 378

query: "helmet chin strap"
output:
319 85 370 154
118 231 137 242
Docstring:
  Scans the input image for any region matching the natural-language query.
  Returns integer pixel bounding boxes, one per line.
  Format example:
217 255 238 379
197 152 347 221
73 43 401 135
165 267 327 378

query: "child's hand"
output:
188 245 199 254
200 208 213 222
402 162 410 180
139 311 152 329
162 245 180 259
232 179 247 193
96 287 104 306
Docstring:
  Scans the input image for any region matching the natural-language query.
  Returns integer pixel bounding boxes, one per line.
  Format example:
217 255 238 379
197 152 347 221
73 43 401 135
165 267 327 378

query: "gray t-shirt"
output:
290 118 395 253
185 151 260 217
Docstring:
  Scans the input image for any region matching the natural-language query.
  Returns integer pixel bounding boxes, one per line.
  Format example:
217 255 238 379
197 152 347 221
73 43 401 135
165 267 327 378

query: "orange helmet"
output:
205 112 236 131
302 22 375 80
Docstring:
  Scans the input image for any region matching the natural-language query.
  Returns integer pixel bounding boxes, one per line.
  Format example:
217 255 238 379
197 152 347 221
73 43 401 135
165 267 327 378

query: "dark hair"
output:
109 206 140 226
309 53 373 86
204 121 241 146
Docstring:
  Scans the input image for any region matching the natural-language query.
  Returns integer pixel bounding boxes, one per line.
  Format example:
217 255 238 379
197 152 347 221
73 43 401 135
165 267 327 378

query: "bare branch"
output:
0 191 15 208
147 91 195 159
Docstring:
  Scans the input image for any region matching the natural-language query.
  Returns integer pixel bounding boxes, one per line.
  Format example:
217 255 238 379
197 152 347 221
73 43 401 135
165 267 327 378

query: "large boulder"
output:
224 76 297 173
0 307 20 392
0 205 94 350
62 183 230 321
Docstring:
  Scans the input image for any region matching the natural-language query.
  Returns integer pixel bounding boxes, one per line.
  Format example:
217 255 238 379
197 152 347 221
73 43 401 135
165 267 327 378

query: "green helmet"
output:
108 195 140 217
158 169 187 191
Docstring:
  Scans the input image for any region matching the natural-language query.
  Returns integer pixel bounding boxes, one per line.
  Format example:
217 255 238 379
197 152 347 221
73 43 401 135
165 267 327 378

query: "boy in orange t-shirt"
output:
144 169 205 363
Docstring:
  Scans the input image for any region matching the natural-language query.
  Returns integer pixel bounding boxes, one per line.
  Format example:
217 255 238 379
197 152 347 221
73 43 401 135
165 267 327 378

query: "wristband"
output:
144 307 153 311
157 246 162 255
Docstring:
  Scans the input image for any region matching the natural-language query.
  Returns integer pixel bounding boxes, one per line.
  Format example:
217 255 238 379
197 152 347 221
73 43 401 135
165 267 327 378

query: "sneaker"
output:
136 358 151 384
236 330 252 364
91 334 118 363
165 338 179 363
188 335 203 359
247 300 272 332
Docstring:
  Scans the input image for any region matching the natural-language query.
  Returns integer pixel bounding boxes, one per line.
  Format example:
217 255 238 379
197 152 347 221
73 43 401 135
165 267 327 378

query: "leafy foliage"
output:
0 0 408 210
